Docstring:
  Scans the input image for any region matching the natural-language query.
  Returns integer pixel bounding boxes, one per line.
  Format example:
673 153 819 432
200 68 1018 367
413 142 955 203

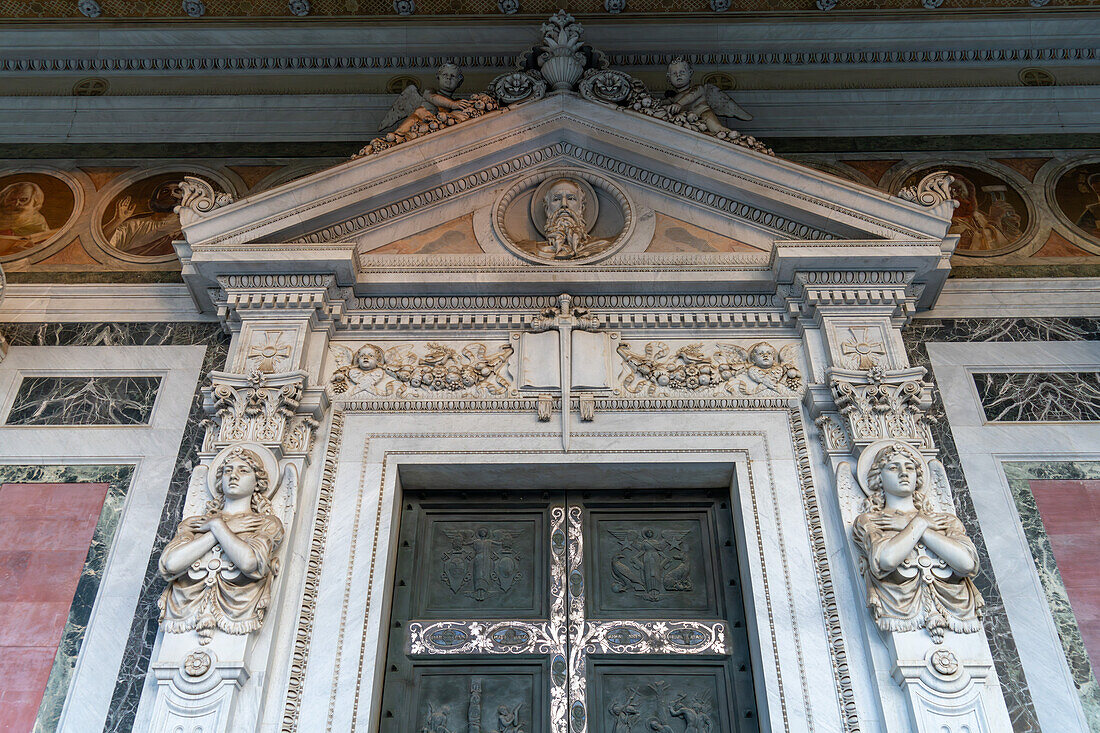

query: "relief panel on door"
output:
415 512 546 618
593 664 737 733
408 664 547 733
587 512 719 618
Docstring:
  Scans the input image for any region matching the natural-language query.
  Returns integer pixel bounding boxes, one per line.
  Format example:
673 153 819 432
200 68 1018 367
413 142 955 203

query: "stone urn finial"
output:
537 10 586 92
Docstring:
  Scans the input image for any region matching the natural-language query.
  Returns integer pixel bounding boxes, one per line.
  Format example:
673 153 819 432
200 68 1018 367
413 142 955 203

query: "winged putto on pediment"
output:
359 10 771 159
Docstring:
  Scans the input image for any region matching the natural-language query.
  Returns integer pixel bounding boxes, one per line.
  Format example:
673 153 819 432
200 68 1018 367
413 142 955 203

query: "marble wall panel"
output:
903 317 1100 732
5 376 161 426
972 371 1100 423
1002 462 1100 731
0 466 133 733
0 322 228 733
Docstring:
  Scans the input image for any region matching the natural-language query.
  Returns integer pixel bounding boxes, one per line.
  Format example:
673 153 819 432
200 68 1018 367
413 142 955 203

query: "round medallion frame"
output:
493 168 634 266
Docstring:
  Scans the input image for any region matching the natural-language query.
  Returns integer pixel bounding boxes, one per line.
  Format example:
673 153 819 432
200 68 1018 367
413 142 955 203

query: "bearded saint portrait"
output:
0 181 56 256
528 177 615 261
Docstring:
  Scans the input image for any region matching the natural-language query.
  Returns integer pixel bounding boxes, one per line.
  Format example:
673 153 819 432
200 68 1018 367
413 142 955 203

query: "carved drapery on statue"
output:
159 443 285 643
825 369 986 644
157 371 322 644
849 441 983 642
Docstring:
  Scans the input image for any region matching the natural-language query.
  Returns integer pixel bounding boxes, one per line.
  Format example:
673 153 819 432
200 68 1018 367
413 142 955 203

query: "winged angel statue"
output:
663 57 751 137
360 63 499 157
328 341 514 398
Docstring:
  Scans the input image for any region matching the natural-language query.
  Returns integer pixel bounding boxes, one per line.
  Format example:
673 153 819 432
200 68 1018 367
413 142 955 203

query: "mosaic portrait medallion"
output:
0 171 79 260
898 165 1030 256
1052 162 1100 244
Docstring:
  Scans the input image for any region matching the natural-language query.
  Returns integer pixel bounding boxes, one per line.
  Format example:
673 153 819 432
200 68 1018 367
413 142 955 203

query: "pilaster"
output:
788 254 1013 731
143 272 337 733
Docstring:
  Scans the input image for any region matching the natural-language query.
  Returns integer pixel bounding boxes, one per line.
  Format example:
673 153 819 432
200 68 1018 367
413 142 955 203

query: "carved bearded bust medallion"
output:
494 170 632 264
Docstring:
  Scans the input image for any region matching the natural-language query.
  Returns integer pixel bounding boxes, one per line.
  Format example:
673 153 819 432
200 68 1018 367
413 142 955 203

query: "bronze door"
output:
379 489 757 733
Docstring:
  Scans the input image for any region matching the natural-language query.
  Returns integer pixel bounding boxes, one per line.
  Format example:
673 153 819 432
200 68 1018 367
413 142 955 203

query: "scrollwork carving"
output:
175 175 234 222
898 170 958 209
829 366 934 449
617 341 803 397
206 371 317 454
488 71 547 105
328 341 514 398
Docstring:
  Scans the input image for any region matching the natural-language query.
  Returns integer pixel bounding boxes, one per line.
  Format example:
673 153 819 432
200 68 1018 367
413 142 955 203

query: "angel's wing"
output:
330 343 354 368
927 458 955 513
379 84 426 130
778 343 800 366
703 84 752 121
835 461 865 522
714 343 749 363
607 529 640 546
442 528 473 547
384 344 418 367
660 529 691 547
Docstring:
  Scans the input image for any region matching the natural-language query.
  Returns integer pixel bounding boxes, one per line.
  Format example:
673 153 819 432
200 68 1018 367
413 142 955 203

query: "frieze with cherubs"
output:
328 341 514 398
616 340 803 397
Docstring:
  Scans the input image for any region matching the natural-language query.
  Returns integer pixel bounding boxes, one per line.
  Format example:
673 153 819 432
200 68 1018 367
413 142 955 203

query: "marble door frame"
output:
275 405 866 733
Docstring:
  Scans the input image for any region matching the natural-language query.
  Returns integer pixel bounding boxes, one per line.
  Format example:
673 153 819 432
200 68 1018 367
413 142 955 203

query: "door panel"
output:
380 489 757 733
415 509 547 618
586 507 720 617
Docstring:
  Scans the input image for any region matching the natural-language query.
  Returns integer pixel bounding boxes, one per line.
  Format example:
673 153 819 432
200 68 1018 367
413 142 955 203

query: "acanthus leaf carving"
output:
898 170 959 212
175 175 234 226
829 366 935 450
204 370 320 456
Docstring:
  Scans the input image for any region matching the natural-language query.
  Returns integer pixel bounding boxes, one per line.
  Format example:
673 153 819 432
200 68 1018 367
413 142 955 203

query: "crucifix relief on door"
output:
380 490 758 733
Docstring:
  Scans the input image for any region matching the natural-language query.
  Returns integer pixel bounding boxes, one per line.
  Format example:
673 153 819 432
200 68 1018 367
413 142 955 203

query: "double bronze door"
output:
380 489 758 733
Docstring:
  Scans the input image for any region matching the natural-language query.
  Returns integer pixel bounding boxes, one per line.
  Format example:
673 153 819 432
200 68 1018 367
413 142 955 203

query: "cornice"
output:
1 46 1095 75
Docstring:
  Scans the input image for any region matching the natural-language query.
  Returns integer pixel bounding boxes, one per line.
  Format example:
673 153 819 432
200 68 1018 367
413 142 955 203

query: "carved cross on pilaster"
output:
529 293 602 451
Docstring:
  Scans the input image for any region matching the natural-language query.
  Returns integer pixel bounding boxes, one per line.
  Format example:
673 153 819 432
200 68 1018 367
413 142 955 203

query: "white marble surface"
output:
0 284 214 323
0 344 206 733
929 340 1100 733
276 406 883 733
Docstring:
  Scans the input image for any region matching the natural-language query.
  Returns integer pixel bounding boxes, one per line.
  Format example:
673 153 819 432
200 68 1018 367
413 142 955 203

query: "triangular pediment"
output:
177 93 954 308
184 94 949 249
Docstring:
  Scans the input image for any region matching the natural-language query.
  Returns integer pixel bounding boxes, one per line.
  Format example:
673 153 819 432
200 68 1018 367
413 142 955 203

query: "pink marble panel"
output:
0 483 108 733
1030 479 1100 675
